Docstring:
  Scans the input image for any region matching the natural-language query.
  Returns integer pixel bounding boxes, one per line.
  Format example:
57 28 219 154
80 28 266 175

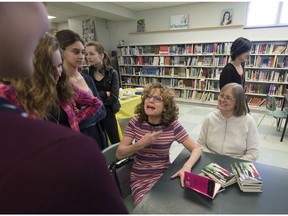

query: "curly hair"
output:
135 83 179 127
8 33 74 119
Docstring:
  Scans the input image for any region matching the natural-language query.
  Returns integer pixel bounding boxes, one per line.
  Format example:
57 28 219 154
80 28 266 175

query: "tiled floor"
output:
118 101 288 169
170 102 288 169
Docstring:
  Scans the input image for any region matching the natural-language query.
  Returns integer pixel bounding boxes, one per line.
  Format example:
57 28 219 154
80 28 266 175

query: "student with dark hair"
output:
197 83 259 162
56 29 107 149
86 41 121 144
219 37 252 90
0 3 127 213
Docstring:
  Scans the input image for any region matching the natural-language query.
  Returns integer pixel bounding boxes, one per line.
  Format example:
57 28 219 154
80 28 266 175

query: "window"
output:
245 1 288 28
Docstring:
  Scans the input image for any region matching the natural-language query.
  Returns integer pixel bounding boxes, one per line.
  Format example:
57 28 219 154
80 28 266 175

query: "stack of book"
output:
230 162 263 192
201 162 237 188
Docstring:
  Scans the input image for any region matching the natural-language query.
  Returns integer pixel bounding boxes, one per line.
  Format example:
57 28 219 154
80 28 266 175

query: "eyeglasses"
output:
218 94 235 102
145 94 163 103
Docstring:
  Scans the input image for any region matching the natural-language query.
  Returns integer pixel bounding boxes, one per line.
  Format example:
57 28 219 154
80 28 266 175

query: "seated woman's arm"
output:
116 130 162 160
171 136 202 187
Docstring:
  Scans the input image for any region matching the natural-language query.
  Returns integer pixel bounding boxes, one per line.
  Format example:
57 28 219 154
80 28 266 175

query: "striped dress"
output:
125 116 189 206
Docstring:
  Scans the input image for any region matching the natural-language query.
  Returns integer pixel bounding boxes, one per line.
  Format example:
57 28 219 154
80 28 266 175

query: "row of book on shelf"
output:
120 67 288 86
118 42 232 56
184 162 263 199
119 42 288 56
120 81 285 108
246 83 287 96
120 66 223 79
118 55 229 67
250 43 288 55
246 55 288 69
245 70 288 83
121 77 219 91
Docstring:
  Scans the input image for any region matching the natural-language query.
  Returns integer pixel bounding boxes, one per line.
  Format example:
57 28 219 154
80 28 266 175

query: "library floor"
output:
119 102 288 169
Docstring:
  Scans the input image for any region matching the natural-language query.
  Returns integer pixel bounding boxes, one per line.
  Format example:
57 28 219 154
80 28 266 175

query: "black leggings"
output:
101 113 120 144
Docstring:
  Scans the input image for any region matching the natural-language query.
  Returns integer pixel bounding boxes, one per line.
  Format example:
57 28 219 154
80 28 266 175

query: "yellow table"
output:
117 88 142 119
115 88 142 141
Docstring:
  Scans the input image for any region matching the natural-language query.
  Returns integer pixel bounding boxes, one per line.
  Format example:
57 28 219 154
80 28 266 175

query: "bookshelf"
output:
117 41 288 110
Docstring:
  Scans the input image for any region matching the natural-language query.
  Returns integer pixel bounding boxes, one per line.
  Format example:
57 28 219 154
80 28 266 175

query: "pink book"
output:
184 172 222 199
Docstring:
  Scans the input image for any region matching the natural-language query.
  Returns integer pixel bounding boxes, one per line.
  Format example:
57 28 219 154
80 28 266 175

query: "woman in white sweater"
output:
197 83 259 161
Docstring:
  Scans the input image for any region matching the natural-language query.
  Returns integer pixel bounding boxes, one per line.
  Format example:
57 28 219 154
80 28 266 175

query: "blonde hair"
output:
8 33 74 119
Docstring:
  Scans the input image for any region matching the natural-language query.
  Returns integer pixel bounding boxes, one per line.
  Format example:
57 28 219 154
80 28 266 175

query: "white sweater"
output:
197 109 260 161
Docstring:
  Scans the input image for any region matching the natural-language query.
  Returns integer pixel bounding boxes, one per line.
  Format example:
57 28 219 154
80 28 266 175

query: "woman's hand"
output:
139 130 162 148
170 165 191 188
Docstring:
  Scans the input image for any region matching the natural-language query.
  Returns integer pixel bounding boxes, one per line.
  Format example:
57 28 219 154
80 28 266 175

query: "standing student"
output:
219 37 252 89
56 29 107 149
197 83 259 162
0 34 102 132
0 3 127 213
116 83 202 206
86 41 121 144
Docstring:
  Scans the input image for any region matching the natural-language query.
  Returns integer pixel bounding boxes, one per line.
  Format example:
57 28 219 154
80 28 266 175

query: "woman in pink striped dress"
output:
116 83 202 206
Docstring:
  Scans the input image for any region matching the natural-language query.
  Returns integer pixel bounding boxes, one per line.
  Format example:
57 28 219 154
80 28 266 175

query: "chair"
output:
101 144 134 213
257 95 287 140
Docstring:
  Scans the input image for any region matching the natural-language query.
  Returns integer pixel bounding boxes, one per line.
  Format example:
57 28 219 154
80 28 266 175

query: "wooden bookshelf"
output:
117 41 288 110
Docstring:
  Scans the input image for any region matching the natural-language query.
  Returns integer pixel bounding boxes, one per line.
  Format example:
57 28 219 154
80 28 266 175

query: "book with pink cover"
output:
184 172 222 199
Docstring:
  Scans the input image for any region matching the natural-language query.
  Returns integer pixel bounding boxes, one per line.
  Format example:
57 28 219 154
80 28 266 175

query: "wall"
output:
56 16 110 52
54 2 288 52
107 2 288 51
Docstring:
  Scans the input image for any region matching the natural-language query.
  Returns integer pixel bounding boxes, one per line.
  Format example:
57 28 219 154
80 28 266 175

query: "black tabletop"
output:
133 149 288 214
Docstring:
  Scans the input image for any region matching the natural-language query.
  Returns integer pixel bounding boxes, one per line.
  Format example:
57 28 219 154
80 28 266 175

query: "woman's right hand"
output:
139 130 162 148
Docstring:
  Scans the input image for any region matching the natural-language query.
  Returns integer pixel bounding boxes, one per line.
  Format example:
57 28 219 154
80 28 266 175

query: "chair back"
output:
102 143 120 166
266 95 277 112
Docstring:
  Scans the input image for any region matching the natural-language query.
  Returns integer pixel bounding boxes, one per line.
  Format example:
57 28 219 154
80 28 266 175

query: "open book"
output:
201 163 237 187
184 172 222 199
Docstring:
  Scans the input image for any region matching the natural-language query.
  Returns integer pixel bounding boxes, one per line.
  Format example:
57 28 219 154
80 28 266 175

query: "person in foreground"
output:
116 83 202 206
197 83 259 162
0 3 127 213
0 33 103 132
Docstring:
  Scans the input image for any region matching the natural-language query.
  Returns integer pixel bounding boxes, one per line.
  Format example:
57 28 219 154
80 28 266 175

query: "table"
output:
133 150 288 214
280 94 288 142
116 88 141 119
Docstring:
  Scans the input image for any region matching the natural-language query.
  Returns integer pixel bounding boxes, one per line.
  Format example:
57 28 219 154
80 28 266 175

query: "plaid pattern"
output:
0 84 102 132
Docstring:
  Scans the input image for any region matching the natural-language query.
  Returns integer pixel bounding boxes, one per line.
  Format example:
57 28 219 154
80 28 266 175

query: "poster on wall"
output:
82 19 96 44
137 19 145 32
170 14 189 30
220 9 233 26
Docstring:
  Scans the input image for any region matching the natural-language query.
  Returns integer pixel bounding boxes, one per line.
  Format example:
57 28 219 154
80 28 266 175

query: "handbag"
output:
109 156 134 198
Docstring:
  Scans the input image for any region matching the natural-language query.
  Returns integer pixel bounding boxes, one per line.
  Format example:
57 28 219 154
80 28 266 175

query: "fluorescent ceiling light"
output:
48 15 56 19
